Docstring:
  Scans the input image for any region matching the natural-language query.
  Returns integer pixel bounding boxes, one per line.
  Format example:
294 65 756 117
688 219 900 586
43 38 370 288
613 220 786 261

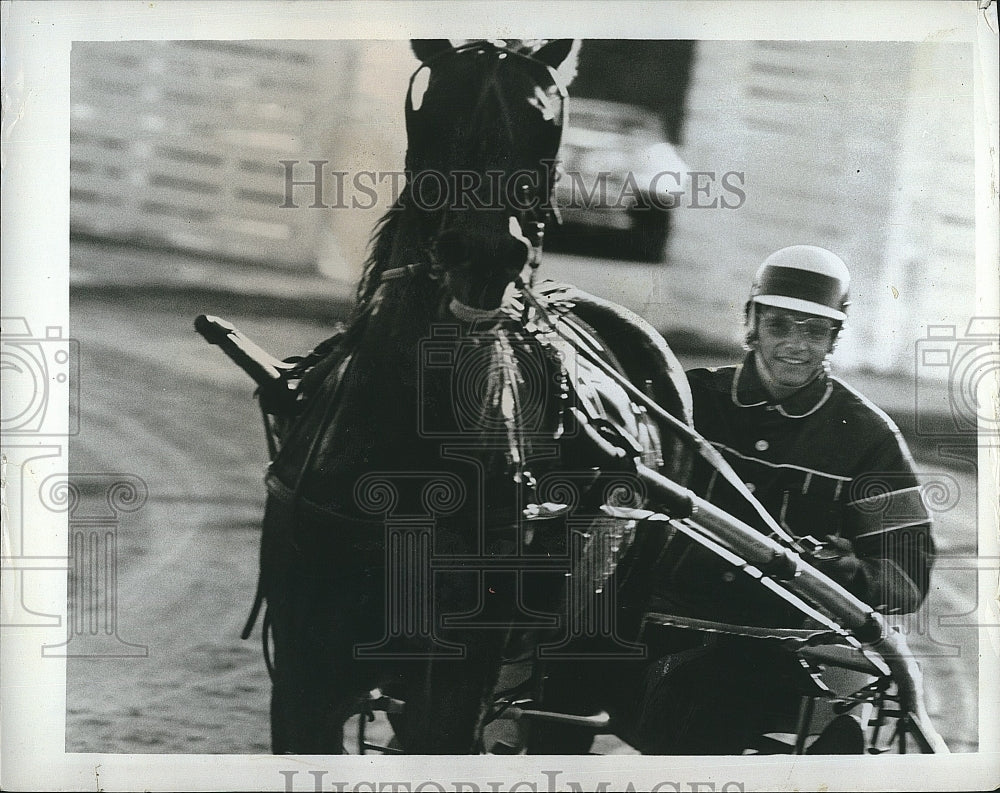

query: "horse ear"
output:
411 39 452 63
533 39 575 69
533 39 580 86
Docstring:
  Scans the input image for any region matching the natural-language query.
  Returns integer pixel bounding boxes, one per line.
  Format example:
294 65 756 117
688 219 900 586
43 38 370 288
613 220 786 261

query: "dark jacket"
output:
650 354 933 628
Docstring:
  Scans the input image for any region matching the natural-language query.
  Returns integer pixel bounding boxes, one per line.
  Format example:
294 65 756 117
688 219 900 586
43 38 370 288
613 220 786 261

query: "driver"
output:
632 245 935 754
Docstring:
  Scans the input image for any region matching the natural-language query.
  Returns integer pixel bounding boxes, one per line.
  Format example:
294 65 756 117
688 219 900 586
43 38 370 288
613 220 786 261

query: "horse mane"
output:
355 199 408 309
339 189 428 351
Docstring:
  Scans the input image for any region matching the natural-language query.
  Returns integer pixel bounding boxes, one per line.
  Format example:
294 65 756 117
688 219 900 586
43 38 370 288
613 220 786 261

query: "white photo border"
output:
2 1 997 791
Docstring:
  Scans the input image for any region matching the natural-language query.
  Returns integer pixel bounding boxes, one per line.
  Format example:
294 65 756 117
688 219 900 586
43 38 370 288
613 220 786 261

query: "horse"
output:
244 39 697 755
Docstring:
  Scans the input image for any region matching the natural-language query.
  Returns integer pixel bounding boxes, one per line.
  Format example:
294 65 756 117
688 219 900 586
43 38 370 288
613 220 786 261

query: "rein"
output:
375 260 860 654
511 277 800 549
378 250 800 554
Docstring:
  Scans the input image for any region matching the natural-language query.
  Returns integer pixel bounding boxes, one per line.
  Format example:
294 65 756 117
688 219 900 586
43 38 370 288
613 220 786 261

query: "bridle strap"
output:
379 262 427 282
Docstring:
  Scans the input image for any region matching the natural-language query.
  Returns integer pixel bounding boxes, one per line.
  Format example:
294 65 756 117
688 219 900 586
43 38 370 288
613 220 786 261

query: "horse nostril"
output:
436 229 469 267
437 222 530 277
504 232 532 272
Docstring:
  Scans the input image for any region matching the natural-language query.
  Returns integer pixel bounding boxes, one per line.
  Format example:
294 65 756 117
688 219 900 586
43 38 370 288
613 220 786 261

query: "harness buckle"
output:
795 534 826 557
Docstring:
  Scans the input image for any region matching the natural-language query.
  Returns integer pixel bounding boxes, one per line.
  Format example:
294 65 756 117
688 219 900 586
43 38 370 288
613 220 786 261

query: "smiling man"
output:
740 245 852 398
629 245 935 755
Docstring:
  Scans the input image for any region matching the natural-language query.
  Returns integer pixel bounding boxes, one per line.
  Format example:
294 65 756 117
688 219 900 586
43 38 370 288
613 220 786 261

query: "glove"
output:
810 535 871 600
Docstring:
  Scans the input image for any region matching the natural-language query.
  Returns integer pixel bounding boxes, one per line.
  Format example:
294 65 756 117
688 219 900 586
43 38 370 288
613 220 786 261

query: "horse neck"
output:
338 210 566 507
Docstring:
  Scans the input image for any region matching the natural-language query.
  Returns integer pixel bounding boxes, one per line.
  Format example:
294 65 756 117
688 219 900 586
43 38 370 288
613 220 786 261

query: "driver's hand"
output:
811 535 869 598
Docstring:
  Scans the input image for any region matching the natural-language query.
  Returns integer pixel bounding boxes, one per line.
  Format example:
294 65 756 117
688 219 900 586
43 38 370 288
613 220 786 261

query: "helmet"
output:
750 245 851 321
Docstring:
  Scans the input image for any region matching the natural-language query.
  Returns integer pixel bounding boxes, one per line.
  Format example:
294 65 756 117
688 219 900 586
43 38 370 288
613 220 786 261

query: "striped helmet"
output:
750 245 851 321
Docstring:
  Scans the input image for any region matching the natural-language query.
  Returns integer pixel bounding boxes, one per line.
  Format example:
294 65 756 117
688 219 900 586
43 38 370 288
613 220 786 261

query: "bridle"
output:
380 41 568 289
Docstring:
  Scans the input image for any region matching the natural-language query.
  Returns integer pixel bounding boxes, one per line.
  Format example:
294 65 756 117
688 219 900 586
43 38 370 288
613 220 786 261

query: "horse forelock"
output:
447 39 580 90
406 43 565 173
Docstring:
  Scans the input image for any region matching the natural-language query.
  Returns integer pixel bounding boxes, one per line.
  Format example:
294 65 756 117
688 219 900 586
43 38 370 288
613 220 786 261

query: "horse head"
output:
401 39 577 311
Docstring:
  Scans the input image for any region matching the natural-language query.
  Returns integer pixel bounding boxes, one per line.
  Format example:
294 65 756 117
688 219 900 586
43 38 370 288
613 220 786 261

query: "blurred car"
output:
553 98 688 262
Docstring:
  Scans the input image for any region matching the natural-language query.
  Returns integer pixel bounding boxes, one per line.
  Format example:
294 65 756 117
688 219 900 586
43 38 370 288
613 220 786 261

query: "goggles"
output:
760 312 837 343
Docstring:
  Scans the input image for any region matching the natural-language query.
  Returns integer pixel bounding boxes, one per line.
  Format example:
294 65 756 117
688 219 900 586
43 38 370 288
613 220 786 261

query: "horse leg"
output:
391 562 512 754
267 570 360 754
399 637 507 754
525 657 604 754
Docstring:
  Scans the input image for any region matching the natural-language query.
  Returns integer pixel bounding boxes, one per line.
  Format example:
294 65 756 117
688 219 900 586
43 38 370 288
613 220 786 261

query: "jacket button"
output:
744 482 756 493
755 439 769 451
722 571 736 583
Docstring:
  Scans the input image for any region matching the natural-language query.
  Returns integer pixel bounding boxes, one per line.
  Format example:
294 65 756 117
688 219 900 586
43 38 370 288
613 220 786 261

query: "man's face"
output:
752 305 837 399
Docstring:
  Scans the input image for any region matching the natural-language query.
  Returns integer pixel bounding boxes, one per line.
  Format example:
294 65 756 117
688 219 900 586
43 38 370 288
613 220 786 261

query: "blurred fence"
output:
667 41 976 375
70 40 355 268
69 39 977 377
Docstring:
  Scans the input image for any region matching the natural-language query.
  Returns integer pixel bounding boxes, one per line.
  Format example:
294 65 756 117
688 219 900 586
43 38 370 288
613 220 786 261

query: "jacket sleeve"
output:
841 430 934 615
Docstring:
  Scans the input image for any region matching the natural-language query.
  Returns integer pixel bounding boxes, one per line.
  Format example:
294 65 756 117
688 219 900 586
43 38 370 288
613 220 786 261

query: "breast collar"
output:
730 353 833 419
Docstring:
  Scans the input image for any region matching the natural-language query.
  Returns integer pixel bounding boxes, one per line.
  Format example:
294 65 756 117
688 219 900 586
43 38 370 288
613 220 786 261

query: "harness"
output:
251 39 876 662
